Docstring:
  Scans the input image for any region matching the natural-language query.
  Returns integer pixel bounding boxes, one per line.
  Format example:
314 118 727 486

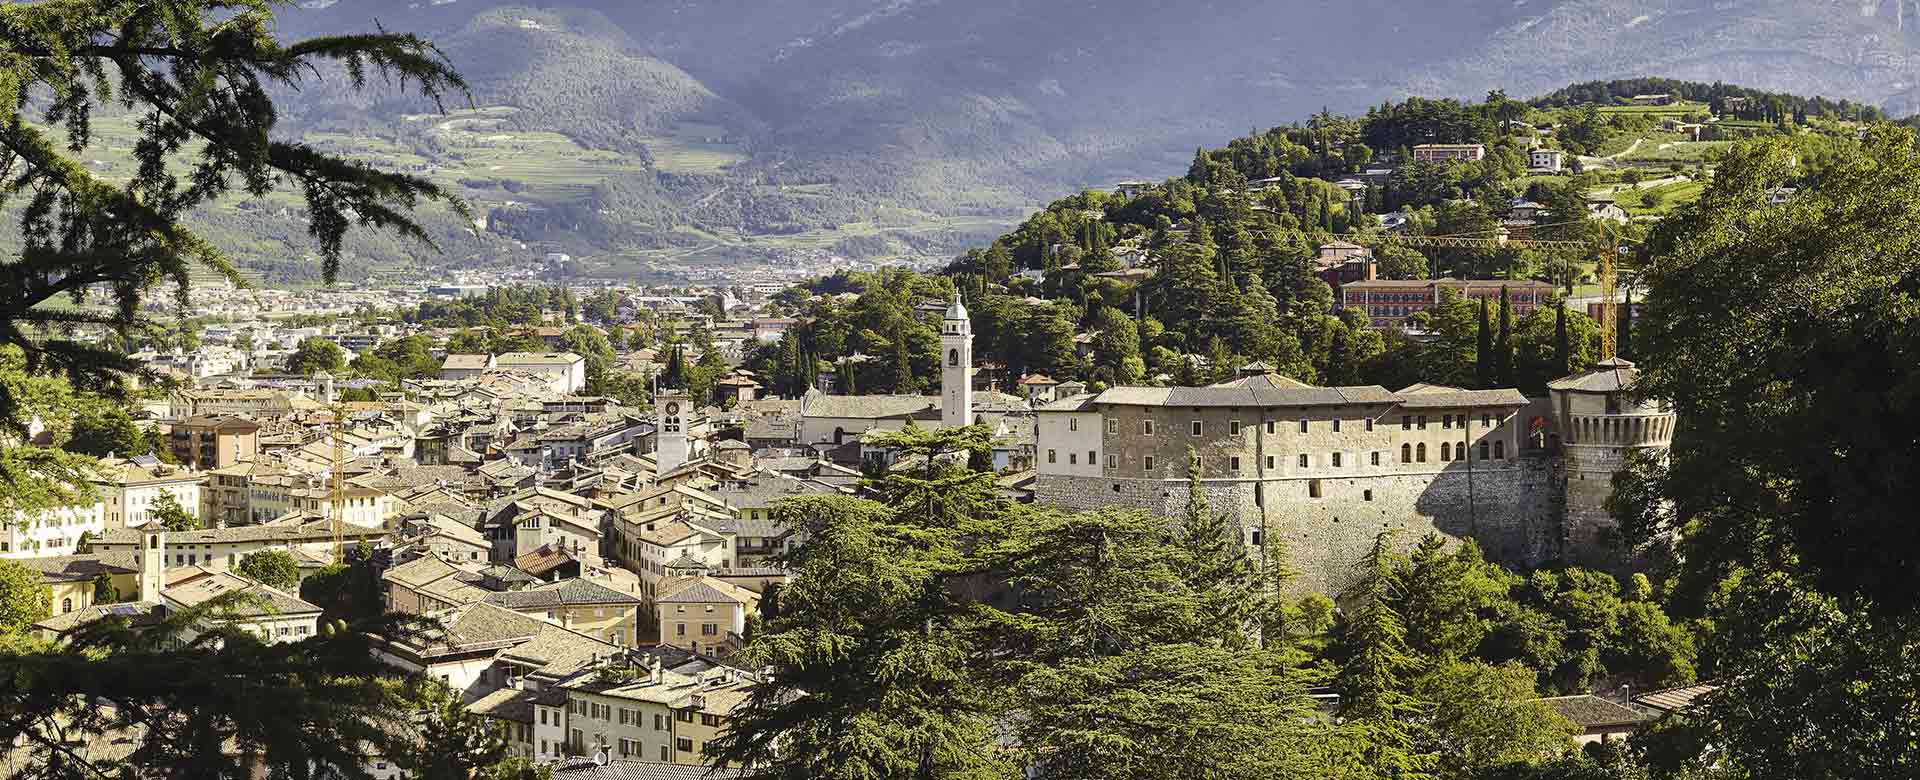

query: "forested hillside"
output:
156 0 1918 280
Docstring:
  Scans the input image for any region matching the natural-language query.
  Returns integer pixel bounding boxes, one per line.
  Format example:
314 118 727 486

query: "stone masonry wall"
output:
1034 453 1559 595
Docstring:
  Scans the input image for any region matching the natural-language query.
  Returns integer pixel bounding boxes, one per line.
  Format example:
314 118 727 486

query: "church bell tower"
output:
941 297 973 429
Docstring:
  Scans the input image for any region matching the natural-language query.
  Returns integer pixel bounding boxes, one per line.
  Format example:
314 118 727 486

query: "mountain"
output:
216 1 1920 278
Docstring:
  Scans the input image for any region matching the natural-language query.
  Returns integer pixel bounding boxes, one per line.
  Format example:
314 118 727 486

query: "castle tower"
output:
139 530 167 603
1547 357 1676 566
656 383 690 476
941 297 973 429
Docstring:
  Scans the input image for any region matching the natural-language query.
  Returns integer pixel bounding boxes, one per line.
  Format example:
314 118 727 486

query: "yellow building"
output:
655 576 759 657
669 673 752 765
19 553 140 616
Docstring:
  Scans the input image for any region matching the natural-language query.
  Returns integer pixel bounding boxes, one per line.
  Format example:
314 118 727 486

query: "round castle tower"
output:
1547 357 1675 563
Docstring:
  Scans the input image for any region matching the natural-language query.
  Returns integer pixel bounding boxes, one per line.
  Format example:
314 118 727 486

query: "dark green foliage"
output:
299 543 384 625
0 559 49 636
1554 303 1570 378
68 402 167 459
705 495 1006 780
287 338 347 377
0 597 502 779
1496 286 1513 387
1476 299 1492 388
0 0 468 420
236 550 300 591
150 491 198 532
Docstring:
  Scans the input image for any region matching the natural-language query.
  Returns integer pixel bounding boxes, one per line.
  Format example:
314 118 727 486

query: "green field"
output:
636 121 750 175
1620 139 1733 163
1615 179 1707 216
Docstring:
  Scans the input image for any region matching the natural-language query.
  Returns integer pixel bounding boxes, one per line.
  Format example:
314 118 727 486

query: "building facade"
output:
1033 375 1586 593
1341 278 1556 329
1411 144 1487 163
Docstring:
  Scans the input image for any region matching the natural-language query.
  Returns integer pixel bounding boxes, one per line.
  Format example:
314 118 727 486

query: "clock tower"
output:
656 384 690 475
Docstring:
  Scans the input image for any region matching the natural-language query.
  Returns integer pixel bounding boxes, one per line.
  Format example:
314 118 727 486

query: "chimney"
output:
139 531 167 603
649 656 663 684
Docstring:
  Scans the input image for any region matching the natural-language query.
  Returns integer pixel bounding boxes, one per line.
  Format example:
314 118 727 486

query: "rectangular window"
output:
1332 418 1342 432
1298 454 1309 468
1088 451 1097 465
660 746 669 762
1230 457 1241 471
1108 418 1118 434
1190 420 1203 436
1364 489 1374 502
677 738 694 752
1371 451 1381 466
1365 418 1375 432
1068 453 1076 465
1266 455 1275 469
655 714 664 731
1144 456 1156 472
1230 421 1242 436
1068 418 1078 432
1332 452 1342 468
703 624 718 636
1418 415 1428 430
1143 420 1155 436
676 623 686 636
1309 479 1323 498
1402 415 1412 430
1047 449 1056 464
1482 413 1493 428
1266 420 1276 434
1481 441 1492 460
1298 419 1309 433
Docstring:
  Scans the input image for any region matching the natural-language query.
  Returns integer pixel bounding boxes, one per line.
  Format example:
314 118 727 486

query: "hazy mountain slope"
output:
238 0 1920 278
1409 0 1920 113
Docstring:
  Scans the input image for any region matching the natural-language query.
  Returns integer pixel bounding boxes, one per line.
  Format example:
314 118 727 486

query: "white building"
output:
1 502 107 559
1529 148 1565 172
92 458 204 531
495 352 588 394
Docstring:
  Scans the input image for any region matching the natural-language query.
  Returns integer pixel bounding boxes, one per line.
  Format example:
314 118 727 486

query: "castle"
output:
933 298 1670 592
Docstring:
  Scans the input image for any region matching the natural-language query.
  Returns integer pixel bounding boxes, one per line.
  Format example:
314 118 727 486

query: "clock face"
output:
665 402 680 416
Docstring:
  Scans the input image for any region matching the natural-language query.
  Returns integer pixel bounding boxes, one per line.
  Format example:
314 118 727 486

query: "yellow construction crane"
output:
1333 225 1631 359
328 403 347 563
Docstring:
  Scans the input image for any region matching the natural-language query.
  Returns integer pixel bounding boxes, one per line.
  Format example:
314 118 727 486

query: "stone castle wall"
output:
1035 453 1560 594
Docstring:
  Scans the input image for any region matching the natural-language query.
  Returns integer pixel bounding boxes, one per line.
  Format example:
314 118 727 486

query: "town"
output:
0 5 1910 778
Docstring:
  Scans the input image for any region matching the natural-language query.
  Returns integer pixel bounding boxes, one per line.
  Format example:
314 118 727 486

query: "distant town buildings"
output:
1412 143 1487 163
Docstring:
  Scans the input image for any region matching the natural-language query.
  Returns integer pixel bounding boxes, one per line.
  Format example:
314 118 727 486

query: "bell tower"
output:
656 383 690 475
941 297 973 429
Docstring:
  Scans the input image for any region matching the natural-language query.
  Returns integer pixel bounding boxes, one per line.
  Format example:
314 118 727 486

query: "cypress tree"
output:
1554 301 1570 377
890 337 914 393
1618 288 1634 360
662 345 688 390
1496 286 1513 386
1475 298 1492 389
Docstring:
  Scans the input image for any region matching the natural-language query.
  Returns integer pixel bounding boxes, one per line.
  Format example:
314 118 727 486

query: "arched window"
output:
1416 443 1427 462
1401 443 1412 463
1480 441 1491 460
61 598 72 613
947 348 959 367
1440 442 1451 461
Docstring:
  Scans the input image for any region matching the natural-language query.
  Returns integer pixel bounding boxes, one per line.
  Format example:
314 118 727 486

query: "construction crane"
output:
329 403 348 563
1333 225 1631 359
